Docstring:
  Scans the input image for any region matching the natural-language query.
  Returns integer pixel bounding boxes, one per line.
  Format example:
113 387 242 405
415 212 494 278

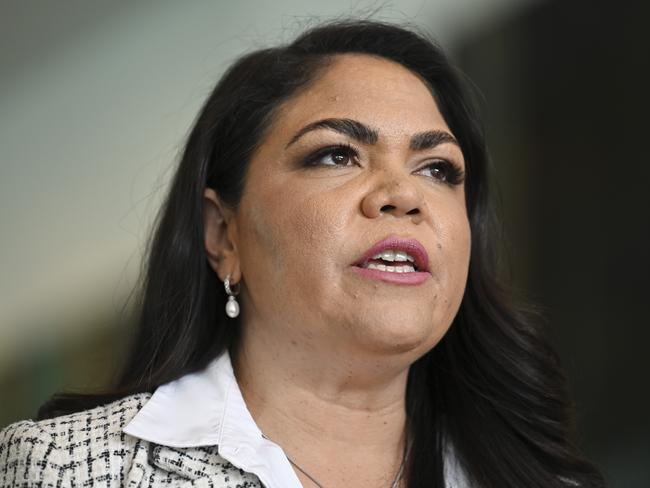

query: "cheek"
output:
438 208 471 309
243 189 347 288
245 199 283 271
282 196 348 285
445 211 471 264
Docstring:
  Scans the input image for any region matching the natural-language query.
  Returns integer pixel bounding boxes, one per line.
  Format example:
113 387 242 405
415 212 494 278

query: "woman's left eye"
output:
303 145 358 167
416 160 465 186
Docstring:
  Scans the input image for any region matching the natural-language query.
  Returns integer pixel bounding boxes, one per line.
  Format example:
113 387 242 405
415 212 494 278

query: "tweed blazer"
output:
0 393 263 487
1 351 470 487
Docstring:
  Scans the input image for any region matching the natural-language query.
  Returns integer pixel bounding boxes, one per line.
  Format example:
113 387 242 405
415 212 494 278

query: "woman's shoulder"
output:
1 392 152 448
0 392 152 486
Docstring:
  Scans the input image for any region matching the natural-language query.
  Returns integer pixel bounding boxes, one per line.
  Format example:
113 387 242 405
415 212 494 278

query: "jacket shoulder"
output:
31 392 152 449
0 392 152 487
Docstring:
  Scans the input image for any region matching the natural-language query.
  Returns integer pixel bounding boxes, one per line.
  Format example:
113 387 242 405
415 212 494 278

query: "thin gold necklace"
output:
261 432 408 488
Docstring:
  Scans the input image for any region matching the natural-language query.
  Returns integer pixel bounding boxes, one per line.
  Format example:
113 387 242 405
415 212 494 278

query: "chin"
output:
355 318 446 357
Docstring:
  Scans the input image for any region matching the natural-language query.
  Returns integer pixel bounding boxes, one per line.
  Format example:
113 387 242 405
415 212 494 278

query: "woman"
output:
0 19 604 487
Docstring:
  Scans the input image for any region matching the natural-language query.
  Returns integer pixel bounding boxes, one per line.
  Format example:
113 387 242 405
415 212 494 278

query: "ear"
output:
203 188 241 284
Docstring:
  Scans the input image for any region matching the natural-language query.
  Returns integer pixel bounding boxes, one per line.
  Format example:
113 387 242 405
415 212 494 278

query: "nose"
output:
360 168 424 222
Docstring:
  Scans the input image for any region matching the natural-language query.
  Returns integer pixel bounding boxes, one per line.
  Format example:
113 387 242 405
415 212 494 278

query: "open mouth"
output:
351 236 430 285
359 249 419 273
352 236 429 273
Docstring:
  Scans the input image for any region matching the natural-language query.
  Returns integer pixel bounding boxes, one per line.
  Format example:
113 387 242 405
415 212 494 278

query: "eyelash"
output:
302 143 465 186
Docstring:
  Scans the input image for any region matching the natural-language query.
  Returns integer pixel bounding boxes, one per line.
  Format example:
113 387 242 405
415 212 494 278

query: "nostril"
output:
378 204 421 216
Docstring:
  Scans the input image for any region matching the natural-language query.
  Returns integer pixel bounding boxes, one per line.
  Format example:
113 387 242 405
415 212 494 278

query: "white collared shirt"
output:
124 351 302 488
123 351 467 487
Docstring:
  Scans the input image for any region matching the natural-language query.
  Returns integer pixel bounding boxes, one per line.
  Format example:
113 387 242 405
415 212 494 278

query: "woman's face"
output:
231 54 471 359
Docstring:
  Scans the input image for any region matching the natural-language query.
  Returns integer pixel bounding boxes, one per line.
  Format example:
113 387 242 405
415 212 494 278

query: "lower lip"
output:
350 266 430 285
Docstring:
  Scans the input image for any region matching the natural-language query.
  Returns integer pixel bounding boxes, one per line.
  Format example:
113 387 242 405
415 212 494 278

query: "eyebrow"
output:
285 117 460 151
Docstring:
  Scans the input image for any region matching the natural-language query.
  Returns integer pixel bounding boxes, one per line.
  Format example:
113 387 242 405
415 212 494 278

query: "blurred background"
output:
1 0 648 486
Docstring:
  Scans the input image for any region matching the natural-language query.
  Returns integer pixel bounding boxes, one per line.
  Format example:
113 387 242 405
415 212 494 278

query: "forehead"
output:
270 53 452 141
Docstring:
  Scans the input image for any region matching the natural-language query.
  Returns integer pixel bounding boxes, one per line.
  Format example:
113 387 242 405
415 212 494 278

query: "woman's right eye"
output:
303 145 358 167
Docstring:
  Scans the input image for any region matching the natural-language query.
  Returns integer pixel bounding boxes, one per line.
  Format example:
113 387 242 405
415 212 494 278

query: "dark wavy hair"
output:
38 19 605 488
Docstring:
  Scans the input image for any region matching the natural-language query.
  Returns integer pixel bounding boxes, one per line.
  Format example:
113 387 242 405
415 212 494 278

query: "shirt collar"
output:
123 351 467 487
123 350 302 488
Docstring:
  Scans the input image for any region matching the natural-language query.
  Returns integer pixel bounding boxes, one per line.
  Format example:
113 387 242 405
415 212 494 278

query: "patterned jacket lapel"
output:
147 443 262 487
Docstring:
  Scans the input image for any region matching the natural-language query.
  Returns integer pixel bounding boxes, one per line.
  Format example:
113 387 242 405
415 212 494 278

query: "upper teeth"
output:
371 250 415 263
362 249 418 272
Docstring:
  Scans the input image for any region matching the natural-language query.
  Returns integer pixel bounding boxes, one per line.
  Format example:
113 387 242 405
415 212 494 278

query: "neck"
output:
233 321 411 487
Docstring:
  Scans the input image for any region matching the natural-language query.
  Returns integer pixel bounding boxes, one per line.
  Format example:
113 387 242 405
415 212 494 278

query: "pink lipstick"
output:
351 236 430 286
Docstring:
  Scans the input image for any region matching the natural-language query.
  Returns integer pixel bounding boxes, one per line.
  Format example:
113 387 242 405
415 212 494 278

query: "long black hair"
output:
38 19 605 488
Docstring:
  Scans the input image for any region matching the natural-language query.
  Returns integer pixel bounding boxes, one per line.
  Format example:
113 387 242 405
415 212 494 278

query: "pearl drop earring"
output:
224 274 240 318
